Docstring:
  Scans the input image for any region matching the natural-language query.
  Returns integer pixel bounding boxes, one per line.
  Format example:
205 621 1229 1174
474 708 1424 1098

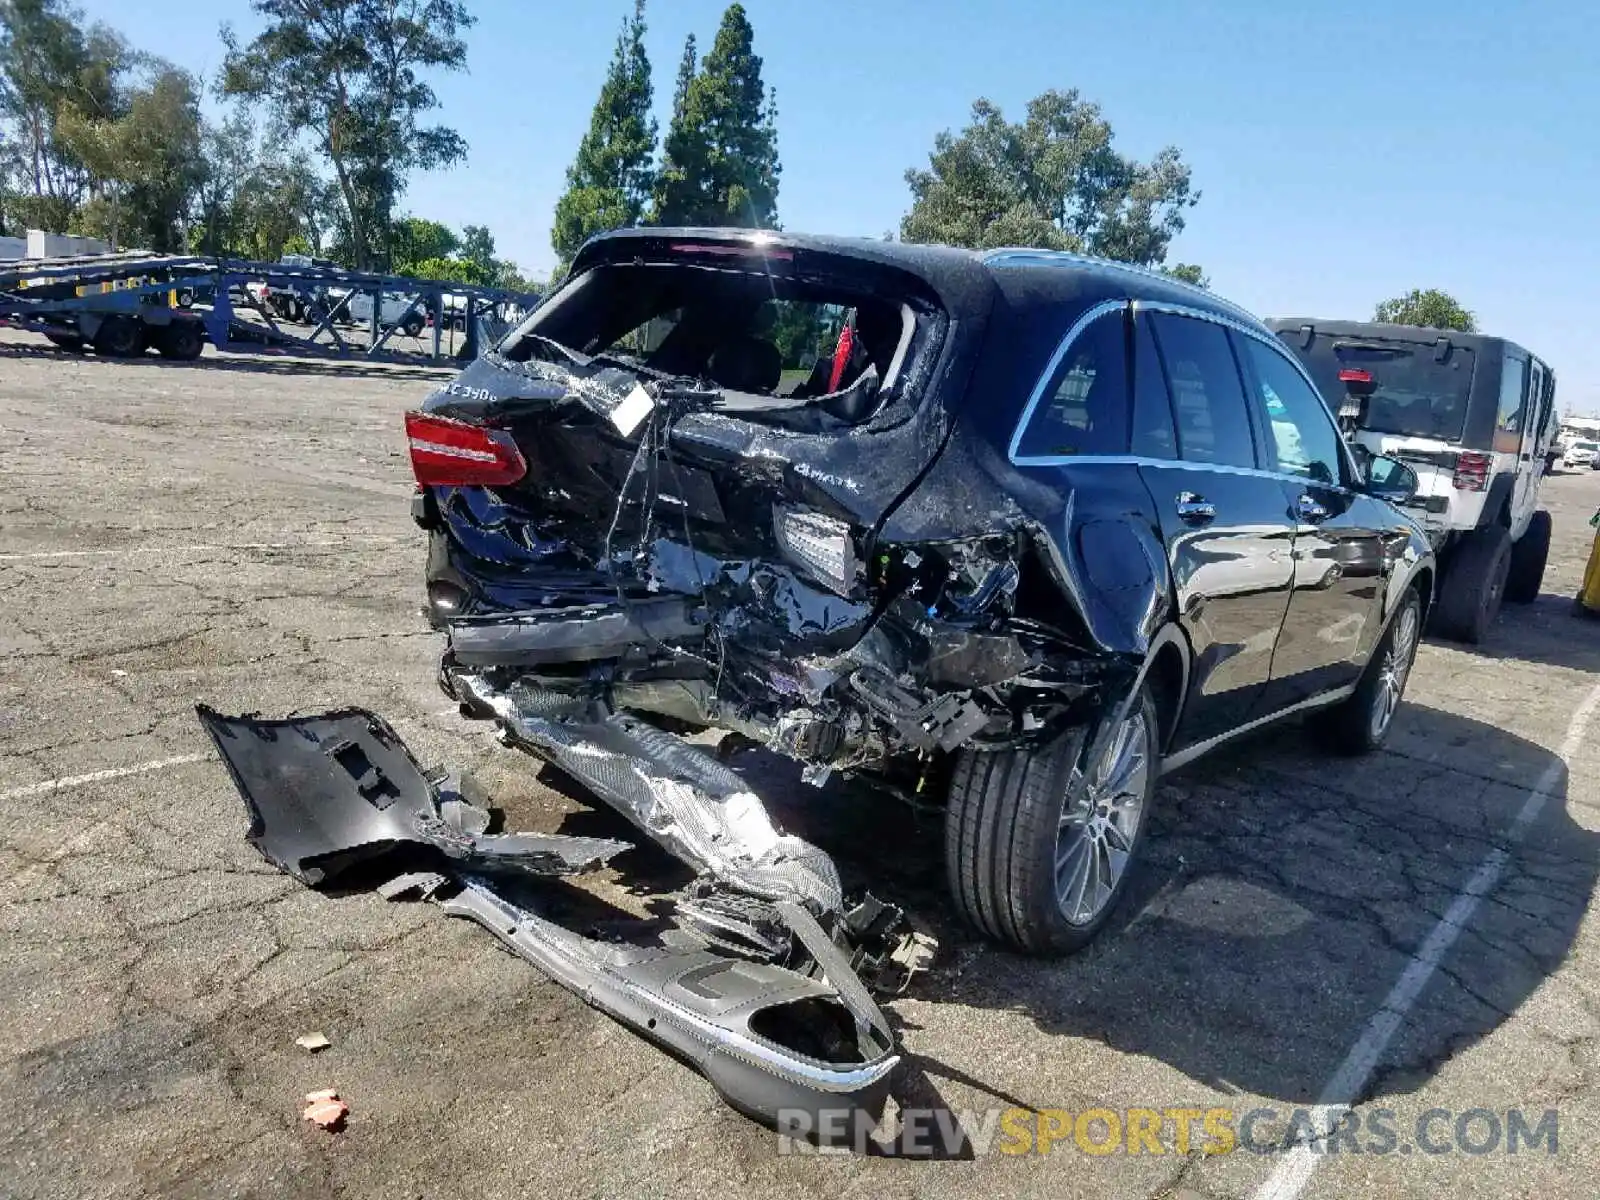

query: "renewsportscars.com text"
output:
776 1105 1560 1159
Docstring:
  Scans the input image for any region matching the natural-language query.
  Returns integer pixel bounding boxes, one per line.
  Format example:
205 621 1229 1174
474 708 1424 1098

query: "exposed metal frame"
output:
0 252 542 364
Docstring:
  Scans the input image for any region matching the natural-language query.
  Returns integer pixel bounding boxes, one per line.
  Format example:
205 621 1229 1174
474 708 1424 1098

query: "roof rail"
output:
979 247 1251 317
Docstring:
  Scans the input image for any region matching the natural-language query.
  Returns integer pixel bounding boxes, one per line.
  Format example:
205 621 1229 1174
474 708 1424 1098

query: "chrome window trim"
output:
1008 296 1364 493
1005 452 1351 490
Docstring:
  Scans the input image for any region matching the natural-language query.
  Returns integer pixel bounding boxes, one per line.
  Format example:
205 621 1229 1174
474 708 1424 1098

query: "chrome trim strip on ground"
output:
441 881 900 1094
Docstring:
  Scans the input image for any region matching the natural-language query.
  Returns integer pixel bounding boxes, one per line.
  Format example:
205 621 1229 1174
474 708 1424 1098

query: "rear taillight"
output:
405 410 526 487
773 506 859 597
1452 450 1491 491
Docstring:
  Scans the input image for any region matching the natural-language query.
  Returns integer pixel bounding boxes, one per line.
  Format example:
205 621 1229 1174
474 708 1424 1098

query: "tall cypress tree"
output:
669 33 696 122
551 0 656 265
653 34 701 225
651 4 779 228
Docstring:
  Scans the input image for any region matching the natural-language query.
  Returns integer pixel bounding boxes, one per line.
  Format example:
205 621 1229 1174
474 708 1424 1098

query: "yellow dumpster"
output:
1578 506 1600 618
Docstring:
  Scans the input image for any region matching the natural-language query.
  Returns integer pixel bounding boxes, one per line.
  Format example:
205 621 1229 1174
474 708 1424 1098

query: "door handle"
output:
1295 493 1330 522
1175 492 1215 523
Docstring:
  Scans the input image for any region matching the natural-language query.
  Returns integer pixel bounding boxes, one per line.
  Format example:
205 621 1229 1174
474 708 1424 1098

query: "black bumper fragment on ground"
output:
195 705 630 884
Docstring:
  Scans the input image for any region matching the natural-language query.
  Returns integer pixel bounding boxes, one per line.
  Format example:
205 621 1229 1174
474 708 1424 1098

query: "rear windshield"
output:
1284 334 1477 441
499 253 932 426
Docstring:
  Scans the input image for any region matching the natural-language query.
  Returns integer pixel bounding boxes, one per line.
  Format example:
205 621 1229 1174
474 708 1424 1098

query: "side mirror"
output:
1365 454 1418 505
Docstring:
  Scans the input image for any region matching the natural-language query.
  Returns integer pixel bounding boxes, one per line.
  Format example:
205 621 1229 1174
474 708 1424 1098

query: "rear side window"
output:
1013 308 1130 459
1150 313 1257 469
1495 354 1527 452
1131 312 1177 459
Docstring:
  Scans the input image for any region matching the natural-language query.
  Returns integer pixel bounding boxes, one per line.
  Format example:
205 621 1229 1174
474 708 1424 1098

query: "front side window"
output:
1013 308 1130 459
1527 361 1551 445
1237 334 1345 486
1149 313 1257 469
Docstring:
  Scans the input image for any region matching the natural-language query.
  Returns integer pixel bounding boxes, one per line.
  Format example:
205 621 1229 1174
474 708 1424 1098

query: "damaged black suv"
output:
409 229 1434 957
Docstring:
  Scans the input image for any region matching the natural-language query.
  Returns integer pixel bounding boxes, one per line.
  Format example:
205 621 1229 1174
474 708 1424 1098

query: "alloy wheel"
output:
1370 602 1420 740
1055 708 1150 926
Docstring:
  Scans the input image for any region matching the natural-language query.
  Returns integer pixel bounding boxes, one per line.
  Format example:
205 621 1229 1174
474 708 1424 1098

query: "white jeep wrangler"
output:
1269 319 1557 644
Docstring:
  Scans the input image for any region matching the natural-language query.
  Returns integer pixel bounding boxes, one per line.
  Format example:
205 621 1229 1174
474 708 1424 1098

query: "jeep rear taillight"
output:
405 411 527 487
1452 450 1491 492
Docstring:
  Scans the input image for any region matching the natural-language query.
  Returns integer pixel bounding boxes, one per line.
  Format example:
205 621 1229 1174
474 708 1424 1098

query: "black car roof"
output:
1265 317 1544 367
573 227 1269 333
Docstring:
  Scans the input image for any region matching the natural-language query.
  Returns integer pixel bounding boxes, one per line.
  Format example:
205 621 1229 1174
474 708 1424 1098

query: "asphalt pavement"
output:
2 336 1597 1199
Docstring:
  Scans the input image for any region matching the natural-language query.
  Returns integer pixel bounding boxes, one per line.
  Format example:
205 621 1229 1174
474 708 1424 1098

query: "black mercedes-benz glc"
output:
408 228 1435 957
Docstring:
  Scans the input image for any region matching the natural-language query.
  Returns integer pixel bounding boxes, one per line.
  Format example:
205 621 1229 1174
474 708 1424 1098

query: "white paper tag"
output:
610 384 655 436
721 791 782 859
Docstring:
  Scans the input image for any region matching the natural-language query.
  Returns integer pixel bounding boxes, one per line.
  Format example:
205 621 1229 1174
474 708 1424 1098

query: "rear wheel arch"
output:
1136 625 1190 754
1479 472 1516 530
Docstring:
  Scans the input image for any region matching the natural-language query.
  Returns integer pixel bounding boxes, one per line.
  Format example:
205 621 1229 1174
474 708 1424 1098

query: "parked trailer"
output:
0 252 541 364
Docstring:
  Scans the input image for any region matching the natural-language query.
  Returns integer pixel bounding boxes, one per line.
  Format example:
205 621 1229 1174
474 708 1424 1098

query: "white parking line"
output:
1252 681 1600 1200
0 753 210 804
0 536 404 562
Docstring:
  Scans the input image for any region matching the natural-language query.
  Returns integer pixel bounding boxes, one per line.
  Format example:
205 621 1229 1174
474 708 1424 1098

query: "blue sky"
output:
79 0 1600 408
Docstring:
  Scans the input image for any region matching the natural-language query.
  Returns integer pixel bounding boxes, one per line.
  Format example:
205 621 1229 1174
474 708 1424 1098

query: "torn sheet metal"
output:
440 878 899 1131
448 598 703 667
490 696 844 913
195 705 629 885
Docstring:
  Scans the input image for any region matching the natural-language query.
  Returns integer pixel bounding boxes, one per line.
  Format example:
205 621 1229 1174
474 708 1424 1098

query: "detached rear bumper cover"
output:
195 702 900 1130
441 882 897 1125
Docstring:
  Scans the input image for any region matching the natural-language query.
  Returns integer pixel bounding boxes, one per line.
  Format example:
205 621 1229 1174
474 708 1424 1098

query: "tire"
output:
945 686 1158 956
402 314 424 338
175 288 195 308
1318 586 1423 755
154 321 204 362
91 315 145 357
1430 525 1512 644
1505 510 1552 604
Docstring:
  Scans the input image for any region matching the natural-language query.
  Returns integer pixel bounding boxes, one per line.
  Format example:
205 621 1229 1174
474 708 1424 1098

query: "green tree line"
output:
551 2 1204 283
3 0 1476 320
0 0 532 288
552 1 778 272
